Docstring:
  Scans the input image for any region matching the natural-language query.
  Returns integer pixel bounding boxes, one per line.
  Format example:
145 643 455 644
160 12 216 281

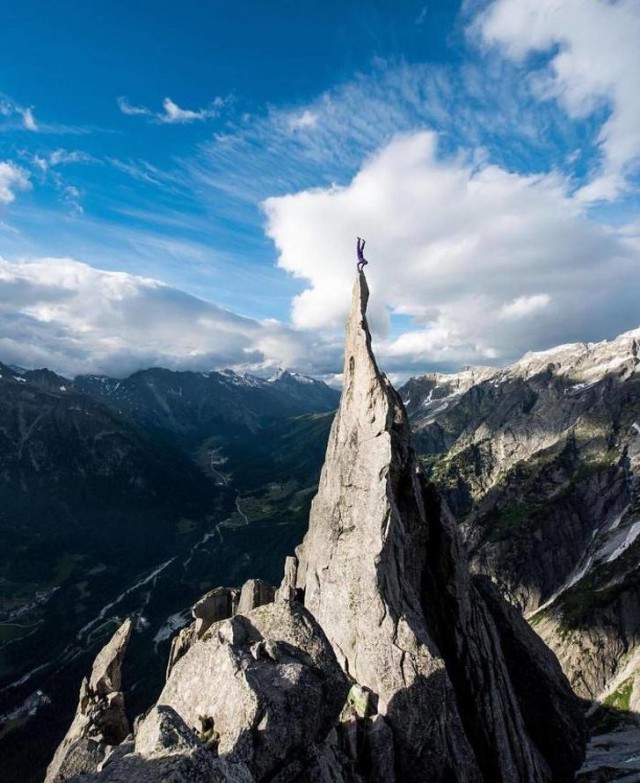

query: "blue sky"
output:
1 0 640 381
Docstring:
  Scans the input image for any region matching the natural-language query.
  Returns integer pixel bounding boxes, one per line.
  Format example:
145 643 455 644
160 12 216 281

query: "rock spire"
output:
294 271 585 781
46 271 586 783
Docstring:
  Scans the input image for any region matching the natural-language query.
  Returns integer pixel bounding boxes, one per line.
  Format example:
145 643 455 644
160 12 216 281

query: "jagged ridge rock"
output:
45 619 133 783
166 578 275 678
401 327 640 702
68 705 254 783
156 600 349 780
294 272 586 782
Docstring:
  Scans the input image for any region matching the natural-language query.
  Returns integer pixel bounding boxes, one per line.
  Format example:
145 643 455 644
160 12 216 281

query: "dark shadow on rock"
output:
473 574 588 781
417 478 587 782
384 669 465 783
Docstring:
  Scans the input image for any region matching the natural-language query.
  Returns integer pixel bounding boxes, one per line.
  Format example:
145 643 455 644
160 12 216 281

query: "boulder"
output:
276 555 298 602
67 705 255 783
156 600 349 780
237 578 276 614
166 582 273 678
192 585 238 636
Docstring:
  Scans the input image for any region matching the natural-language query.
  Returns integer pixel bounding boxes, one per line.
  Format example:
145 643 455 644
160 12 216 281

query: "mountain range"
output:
40 273 588 783
3 320 640 781
401 328 640 715
0 363 338 782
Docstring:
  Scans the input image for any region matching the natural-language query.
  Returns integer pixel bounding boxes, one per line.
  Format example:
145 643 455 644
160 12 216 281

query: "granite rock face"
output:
57 602 348 783
48 271 587 783
236 578 276 615
295 272 586 782
157 600 349 780
69 705 254 783
45 619 132 783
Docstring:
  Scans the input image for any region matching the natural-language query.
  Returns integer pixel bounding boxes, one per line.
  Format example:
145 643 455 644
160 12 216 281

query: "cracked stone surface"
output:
294 272 586 782
45 620 133 783
156 600 349 780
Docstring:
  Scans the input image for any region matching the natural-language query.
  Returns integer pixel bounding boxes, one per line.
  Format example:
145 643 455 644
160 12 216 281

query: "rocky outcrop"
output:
294 272 586 782
275 555 298 602
69 705 255 783
158 600 349 780
166 579 273 678
48 272 587 783
236 578 276 615
45 619 132 783
56 601 349 783
192 586 239 635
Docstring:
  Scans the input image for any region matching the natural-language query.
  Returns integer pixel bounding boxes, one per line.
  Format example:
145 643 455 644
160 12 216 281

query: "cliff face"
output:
46 272 586 783
294 273 585 782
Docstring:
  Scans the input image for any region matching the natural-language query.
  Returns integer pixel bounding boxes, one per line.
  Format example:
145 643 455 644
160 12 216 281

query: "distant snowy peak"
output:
268 368 319 386
400 365 496 419
219 369 267 388
0 365 71 394
508 328 640 383
401 326 640 419
71 363 339 440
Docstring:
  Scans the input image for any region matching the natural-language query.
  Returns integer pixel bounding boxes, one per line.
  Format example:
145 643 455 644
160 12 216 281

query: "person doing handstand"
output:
356 237 368 272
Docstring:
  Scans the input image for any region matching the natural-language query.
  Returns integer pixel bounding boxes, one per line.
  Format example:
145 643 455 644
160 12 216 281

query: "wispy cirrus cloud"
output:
117 95 226 124
32 149 95 173
287 110 319 131
107 157 184 190
0 95 38 131
188 54 589 213
21 107 38 132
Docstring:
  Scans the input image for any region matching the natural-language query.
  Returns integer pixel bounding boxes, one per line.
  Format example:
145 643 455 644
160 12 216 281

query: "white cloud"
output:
117 95 224 124
499 293 550 320
287 110 319 131
0 161 30 204
0 256 338 378
159 96 218 124
264 131 640 369
62 185 83 216
49 149 92 166
21 107 38 131
32 149 94 173
476 0 640 200
117 96 151 117
0 96 38 131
